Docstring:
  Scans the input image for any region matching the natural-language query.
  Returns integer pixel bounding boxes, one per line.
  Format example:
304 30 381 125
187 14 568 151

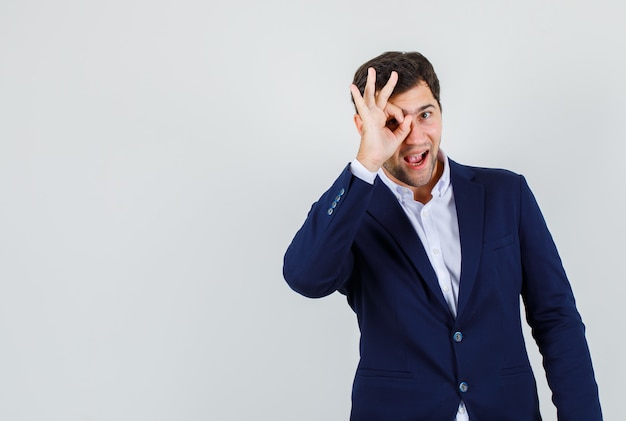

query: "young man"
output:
283 51 601 420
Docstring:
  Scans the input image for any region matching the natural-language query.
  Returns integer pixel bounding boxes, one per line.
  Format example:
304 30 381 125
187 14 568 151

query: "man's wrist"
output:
350 159 378 185
355 153 382 173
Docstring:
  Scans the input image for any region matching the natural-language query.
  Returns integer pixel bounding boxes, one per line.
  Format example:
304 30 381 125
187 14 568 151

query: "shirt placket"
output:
420 201 457 317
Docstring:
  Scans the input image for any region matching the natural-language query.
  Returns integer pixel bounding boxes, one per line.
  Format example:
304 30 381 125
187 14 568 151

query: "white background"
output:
1 0 624 420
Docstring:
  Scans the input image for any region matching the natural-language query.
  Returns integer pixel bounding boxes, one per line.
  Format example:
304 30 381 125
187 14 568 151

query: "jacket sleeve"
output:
518 175 602 420
283 165 376 298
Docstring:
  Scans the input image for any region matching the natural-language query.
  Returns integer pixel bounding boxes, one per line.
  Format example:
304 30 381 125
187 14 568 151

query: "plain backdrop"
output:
0 0 624 420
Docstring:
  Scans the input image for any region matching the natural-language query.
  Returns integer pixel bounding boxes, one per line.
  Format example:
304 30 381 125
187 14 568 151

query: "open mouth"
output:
404 150 429 167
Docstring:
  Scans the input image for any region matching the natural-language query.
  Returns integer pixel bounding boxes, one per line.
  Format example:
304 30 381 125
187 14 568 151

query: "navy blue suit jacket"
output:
283 160 602 420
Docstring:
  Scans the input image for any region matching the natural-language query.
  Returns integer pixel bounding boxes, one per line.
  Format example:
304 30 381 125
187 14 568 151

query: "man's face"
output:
382 81 443 196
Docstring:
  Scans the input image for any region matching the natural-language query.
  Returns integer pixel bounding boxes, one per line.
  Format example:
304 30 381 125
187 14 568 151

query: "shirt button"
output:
453 331 463 342
433 248 440 256
327 208 334 216
423 210 430 217
458 406 466 414
443 286 449 292
459 382 469 393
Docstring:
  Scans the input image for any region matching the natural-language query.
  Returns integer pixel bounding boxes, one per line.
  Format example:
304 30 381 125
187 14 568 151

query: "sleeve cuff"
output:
350 159 377 185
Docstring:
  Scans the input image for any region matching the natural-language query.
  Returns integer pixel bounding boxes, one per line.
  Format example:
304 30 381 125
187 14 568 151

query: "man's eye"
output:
386 118 399 129
421 111 432 119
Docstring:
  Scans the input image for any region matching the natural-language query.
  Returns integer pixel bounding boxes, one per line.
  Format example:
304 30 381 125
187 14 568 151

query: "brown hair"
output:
352 51 441 110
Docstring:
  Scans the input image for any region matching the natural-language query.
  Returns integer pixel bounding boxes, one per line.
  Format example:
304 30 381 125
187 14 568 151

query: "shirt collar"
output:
378 150 451 203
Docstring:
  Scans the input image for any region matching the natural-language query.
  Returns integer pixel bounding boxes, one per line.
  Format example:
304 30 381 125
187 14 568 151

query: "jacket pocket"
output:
484 232 515 251
356 367 414 379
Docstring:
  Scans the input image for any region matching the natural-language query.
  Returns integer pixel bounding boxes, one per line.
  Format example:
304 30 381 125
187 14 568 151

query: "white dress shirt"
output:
350 151 469 421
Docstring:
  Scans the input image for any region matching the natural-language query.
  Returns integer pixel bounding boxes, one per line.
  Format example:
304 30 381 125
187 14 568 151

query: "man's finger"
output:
393 114 413 142
385 102 404 125
350 84 369 118
376 71 398 109
363 67 377 105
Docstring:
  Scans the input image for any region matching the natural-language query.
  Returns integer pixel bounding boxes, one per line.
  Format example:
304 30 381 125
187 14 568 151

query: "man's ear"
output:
353 114 363 134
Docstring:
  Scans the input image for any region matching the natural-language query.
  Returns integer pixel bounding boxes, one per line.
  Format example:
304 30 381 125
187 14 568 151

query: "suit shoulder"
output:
468 165 521 181
451 160 523 186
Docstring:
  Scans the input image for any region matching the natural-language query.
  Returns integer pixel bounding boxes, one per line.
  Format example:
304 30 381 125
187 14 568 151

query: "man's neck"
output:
412 159 444 204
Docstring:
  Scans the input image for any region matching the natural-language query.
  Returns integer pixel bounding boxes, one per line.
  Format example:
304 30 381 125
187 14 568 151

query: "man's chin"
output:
396 174 431 189
384 163 434 189
403 166 435 187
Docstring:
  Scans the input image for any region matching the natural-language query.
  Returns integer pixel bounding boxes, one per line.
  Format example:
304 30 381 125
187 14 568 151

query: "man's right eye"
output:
386 118 399 130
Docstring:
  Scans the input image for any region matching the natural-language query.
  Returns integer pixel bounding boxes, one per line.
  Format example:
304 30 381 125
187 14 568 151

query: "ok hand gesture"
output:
350 67 412 172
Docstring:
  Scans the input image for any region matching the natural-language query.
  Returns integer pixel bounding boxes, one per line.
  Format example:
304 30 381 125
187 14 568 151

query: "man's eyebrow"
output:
402 104 436 115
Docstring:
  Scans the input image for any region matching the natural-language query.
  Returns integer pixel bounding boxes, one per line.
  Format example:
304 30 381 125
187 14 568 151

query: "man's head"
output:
352 51 441 111
351 51 444 203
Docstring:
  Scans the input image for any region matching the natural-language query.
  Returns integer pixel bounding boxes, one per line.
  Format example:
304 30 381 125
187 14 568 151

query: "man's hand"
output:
350 67 412 172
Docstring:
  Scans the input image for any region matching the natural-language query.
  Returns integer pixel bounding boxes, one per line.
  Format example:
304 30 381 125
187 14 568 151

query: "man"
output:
283 51 602 420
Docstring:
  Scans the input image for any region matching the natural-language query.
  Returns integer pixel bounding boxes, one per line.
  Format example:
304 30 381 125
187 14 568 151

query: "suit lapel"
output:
367 178 451 315
449 160 485 321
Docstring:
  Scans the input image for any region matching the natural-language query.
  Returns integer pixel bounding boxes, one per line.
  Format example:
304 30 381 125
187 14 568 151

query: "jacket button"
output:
459 382 469 393
453 331 463 343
